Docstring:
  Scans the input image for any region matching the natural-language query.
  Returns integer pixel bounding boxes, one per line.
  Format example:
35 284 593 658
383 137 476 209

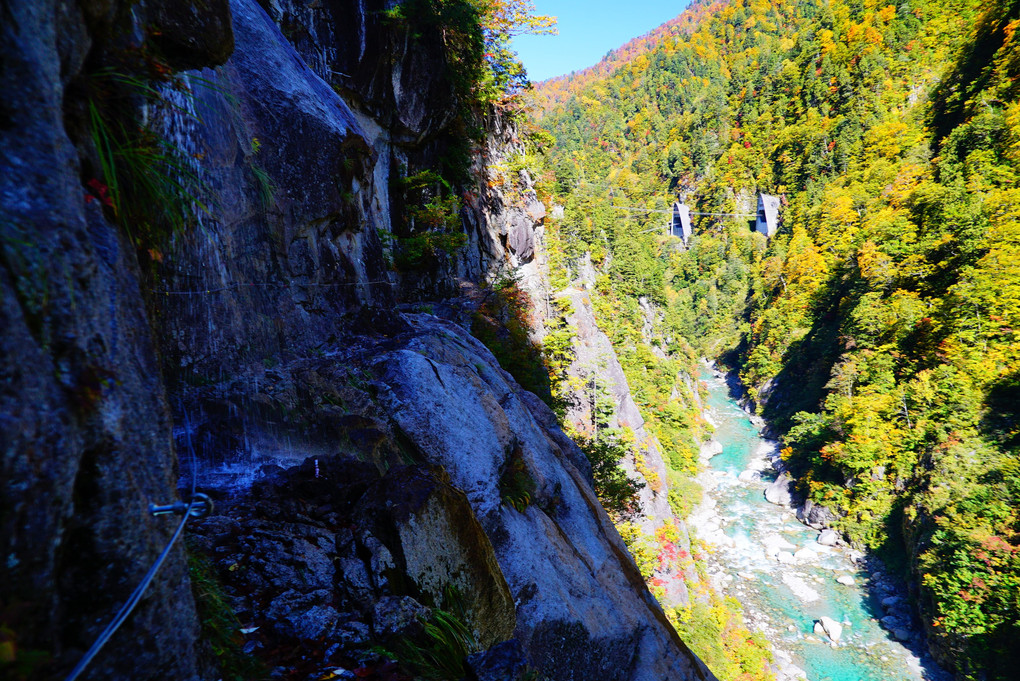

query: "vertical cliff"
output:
0 1 234 679
151 0 547 467
1 1 715 680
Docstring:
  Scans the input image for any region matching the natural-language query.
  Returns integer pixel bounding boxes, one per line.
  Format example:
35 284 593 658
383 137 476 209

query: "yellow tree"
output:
479 0 556 38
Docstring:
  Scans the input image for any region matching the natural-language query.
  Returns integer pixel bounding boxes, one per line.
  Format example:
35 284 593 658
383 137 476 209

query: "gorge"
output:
2 1 1019 681
695 365 945 681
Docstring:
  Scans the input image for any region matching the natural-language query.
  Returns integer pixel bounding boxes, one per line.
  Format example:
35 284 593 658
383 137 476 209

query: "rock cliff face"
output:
155 0 545 458
1 1 227 679
552 288 701 608
189 314 712 679
1 0 714 680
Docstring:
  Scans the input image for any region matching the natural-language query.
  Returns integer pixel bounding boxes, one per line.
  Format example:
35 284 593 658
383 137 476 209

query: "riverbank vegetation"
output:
532 0 1020 677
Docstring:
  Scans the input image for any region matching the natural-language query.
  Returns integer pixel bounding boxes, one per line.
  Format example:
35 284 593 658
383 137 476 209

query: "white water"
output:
693 366 948 681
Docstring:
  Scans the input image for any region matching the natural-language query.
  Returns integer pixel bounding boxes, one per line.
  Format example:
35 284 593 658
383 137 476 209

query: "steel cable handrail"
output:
64 411 208 681
63 503 196 681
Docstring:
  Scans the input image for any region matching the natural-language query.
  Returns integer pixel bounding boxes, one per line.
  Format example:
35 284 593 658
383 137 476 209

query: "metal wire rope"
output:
160 278 396 296
64 411 207 681
63 502 196 681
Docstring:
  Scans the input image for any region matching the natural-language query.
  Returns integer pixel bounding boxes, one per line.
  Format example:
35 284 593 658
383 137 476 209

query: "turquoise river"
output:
695 366 946 681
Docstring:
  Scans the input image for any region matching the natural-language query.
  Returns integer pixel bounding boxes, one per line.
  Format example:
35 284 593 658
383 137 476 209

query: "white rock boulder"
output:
762 534 797 557
816 616 843 642
700 438 723 460
793 547 818 562
817 529 840 546
764 471 795 506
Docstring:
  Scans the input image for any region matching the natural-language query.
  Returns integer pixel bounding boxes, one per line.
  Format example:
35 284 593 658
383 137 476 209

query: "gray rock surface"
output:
150 0 234 70
358 464 517 648
0 0 231 677
797 498 835 529
764 471 796 506
186 316 715 680
268 590 340 640
155 0 548 461
466 638 530 681
188 453 515 671
551 288 702 605
817 529 840 546
2 0 716 678
371 315 712 679
371 596 431 640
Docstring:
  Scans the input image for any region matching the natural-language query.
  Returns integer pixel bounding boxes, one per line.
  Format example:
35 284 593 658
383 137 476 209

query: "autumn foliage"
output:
534 0 1020 677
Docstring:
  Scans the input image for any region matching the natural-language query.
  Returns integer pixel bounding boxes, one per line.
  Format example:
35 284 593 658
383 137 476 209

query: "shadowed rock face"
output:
0 0 234 678
2 0 714 679
356 464 517 649
260 0 461 144
150 0 235 70
154 0 539 389
188 456 516 664
155 0 392 386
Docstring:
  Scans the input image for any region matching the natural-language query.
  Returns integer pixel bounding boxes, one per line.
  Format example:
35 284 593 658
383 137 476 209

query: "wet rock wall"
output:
0 0 716 679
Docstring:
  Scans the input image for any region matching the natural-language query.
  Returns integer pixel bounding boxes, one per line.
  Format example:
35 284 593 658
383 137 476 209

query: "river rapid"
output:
691 365 948 681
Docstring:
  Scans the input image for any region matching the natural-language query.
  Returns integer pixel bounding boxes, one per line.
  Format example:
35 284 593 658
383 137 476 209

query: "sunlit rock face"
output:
370 314 712 680
537 287 701 608
189 313 715 680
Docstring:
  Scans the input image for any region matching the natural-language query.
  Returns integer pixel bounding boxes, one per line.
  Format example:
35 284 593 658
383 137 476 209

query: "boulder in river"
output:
794 547 818 562
700 438 724 460
836 575 856 586
776 550 796 564
817 529 840 546
881 615 906 630
765 471 796 506
762 533 797 556
816 616 843 642
797 499 835 529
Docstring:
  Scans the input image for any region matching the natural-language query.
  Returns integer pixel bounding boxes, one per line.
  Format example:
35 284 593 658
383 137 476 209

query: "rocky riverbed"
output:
691 364 950 681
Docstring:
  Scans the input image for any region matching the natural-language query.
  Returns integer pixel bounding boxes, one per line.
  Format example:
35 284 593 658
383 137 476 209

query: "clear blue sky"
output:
512 1 693 82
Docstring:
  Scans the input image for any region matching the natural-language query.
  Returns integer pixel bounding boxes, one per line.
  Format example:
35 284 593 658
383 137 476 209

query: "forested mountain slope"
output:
532 0 1020 678
530 0 725 113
